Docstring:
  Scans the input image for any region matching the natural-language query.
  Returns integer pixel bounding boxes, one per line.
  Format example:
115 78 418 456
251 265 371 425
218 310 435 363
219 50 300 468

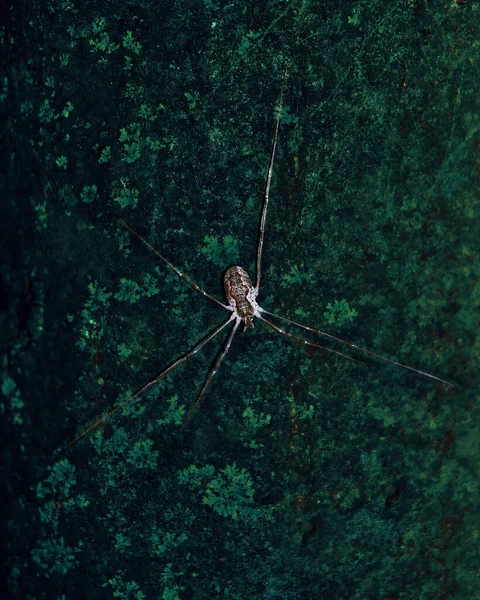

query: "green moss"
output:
5 0 478 598
323 298 358 326
113 185 139 208
280 263 314 288
31 537 79 577
1 376 24 425
126 439 159 470
200 234 240 268
156 395 186 427
36 459 77 500
55 155 68 169
104 572 145 599
122 31 142 55
99 146 111 163
114 278 143 303
80 184 97 204
201 463 257 520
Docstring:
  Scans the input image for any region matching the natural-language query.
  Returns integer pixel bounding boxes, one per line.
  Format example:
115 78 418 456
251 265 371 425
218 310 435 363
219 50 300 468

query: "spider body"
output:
223 266 258 330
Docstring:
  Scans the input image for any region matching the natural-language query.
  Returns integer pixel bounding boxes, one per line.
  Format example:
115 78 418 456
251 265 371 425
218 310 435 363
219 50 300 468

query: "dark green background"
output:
2 1 479 598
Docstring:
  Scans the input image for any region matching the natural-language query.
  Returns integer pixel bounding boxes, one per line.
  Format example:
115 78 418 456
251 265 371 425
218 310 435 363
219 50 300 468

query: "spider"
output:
66 76 452 448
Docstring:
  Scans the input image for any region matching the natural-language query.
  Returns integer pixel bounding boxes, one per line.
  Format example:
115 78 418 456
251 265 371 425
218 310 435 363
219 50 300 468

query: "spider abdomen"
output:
224 266 256 328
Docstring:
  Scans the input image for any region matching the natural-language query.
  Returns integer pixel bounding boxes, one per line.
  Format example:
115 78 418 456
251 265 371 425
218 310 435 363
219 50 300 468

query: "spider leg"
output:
181 317 241 430
257 314 366 365
65 315 236 448
255 68 287 293
259 308 453 387
121 221 231 311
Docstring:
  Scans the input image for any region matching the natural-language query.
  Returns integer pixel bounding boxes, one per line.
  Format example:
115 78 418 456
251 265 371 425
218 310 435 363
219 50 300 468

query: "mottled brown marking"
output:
224 266 255 329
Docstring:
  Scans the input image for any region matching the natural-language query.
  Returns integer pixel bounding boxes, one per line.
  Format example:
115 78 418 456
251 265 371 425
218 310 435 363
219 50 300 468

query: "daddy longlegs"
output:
66 74 453 449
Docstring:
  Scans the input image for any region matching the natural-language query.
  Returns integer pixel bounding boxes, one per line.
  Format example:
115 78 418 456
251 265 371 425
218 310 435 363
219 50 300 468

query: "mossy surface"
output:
2 1 479 598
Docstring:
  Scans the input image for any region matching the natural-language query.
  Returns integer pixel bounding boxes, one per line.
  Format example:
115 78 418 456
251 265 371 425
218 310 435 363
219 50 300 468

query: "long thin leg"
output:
257 315 366 365
65 315 236 449
255 69 287 293
121 221 231 311
260 308 453 387
181 317 241 430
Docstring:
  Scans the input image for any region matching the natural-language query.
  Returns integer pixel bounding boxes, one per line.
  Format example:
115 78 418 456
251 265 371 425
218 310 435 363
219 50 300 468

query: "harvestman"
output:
66 78 453 448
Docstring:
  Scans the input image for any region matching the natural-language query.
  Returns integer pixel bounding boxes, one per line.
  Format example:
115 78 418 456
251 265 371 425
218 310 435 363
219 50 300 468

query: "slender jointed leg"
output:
257 314 366 365
260 308 453 386
255 68 287 293
181 317 241 431
65 315 236 448
121 221 231 311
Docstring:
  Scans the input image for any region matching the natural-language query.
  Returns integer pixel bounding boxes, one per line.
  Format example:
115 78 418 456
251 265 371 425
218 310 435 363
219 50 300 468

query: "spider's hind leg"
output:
182 317 241 430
